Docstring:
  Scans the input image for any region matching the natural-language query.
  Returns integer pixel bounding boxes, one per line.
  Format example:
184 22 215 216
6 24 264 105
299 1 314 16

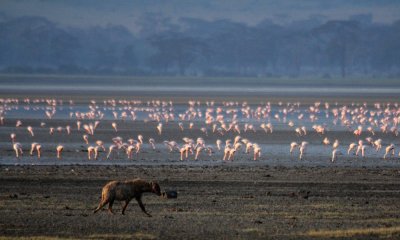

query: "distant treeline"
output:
0 15 399 78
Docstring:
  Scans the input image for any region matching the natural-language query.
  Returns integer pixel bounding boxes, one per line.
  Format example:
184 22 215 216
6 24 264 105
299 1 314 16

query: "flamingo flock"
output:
1 97 400 164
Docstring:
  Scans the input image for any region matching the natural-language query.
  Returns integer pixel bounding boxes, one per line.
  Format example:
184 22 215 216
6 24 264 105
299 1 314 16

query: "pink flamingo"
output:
299 141 308 160
373 139 382 151
245 142 253 154
30 142 38 156
163 141 179 152
195 146 204 160
66 125 71 135
106 145 116 159
88 146 99 160
384 144 395 159
233 136 241 145
111 122 118 132
180 144 192 161
126 145 136 159
27 126 34 136
35 144 42 159
253 144 261 160
10 133 16 143
83 135 89 144
353 125 362 137
157 123 163 135
356 144 367 158
332 139 339 150
149 138 156 150
16 120 22 127
216 139 222 151
347 143 357 155
290 142 298 155
222 144 232 161
228 148 237 161
322 137 330 146
56 145 64 159
331 149 343 162
13 142 23 159
178 122 184 131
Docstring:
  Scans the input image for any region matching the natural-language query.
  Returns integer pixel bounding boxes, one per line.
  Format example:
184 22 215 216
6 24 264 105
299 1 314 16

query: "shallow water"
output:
1 77 400 167
3 83 400 94
1 142 399 168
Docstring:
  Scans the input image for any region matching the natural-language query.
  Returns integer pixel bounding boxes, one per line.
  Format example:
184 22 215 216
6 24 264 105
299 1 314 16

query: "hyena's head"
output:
150 181 162 196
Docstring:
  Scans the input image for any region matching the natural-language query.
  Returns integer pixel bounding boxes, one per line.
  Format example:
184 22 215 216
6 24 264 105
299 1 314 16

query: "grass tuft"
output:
304 226 400 238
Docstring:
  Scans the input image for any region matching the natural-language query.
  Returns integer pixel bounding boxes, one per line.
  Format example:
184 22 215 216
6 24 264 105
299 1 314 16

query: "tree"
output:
313 20 361 78
148 32 207 75
120 45 137 71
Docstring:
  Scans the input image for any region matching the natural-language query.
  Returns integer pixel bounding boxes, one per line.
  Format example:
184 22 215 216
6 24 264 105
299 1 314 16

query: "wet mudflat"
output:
1 165 399 239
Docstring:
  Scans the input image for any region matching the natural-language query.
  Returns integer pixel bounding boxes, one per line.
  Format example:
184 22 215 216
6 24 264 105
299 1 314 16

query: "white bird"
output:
384 144 395 160
88 146 99 160
227 147 236 161
373 139 382 152
56 145 64 159
76 121 81 131
223 145 232 161
299 141 308 160
27 126 34 136
95 140 106 151
245 142 253 153
356 144 367 158
126 145 137 159
178 122 184 131
234 136 241 145
331 149 343 162
157 123 163 135
83 134 89 144
149 138 156 150
137 135 143 144
347 143 357 155
290 142 298 155
16 120 22 127
66 125 71 135
35 144 42 159
253 144 261 160
332 139 339 149
216 139 222 151
194 146 204 160
200 127 208 136
13 142 23 159
30 142 38 156
10 133 16 143
111 122 118 132
163 141 179 152
322 137 330 146
180 144 192 161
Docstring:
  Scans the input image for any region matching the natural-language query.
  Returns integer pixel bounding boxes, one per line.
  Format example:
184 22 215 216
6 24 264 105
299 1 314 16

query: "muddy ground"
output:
1 165 400 239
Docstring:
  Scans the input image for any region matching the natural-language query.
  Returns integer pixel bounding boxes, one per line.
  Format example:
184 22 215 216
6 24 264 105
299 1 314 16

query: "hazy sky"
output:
2 0 400 32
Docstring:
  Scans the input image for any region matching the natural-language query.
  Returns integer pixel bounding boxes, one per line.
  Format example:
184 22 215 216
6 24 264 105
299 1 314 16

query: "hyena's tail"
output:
93 187 110 213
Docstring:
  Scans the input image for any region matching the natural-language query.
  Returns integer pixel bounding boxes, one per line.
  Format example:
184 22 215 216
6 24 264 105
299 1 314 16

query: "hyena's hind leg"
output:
107 199 115 214
122 199 131 215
